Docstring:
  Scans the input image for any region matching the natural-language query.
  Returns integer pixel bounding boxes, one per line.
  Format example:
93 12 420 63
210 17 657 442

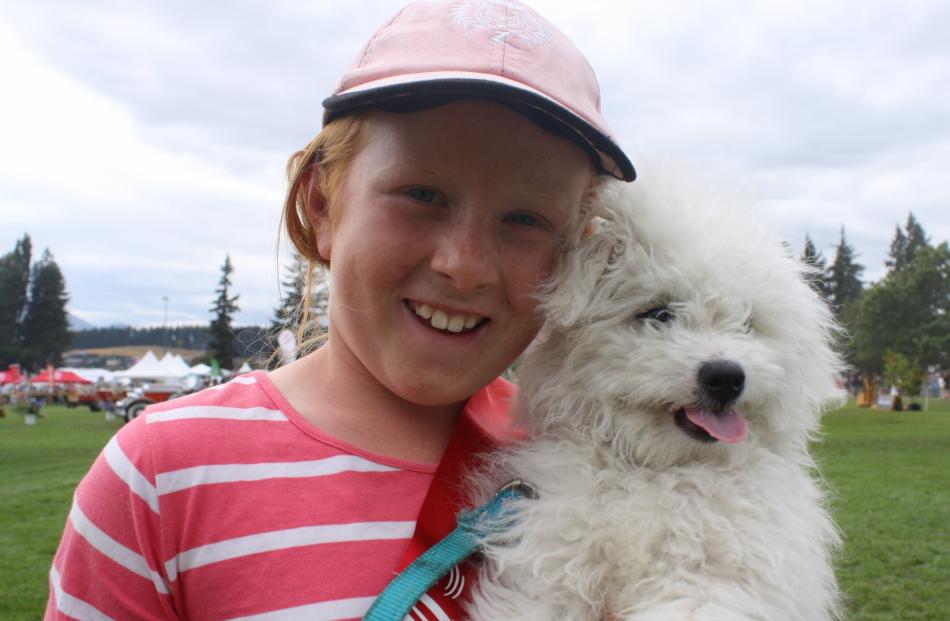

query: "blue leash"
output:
363 481 534 621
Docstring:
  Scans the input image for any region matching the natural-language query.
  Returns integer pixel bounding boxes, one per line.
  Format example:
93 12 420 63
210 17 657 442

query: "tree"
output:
883 350 925 402
903 212 930 265
800 234 830 301
271 251 309 332
886 212 931 274
850 242 950 373
208 255 240 370
0 234 32 348
22 249 71 366
885 224 908 273
826 227 864 316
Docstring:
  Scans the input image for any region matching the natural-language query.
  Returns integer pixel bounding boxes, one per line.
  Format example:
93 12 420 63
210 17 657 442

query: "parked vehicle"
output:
118 385 187 421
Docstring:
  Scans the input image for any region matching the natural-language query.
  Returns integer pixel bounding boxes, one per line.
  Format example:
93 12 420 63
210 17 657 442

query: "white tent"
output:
115 351 188 381
237 361 252 374
160 353 193 377
189 363 212 376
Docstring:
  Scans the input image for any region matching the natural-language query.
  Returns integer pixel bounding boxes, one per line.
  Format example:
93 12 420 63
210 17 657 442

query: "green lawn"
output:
0 405 122 619
2 401 949 619
816 399 950 620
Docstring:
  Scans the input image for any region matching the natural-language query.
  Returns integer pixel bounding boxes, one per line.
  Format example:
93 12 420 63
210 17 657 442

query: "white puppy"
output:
466 166 845 621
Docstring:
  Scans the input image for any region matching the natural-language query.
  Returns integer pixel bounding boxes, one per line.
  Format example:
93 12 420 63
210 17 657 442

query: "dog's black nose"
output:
698 360 745 405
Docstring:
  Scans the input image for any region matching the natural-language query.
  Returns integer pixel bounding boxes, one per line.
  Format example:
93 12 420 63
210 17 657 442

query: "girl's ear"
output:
301 167 332 262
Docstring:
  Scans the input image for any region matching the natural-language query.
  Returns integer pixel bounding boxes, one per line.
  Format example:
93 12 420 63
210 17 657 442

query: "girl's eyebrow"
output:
379 162 446 179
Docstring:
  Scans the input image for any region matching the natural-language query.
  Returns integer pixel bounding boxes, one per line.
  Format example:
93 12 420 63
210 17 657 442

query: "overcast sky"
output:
1 0 948 328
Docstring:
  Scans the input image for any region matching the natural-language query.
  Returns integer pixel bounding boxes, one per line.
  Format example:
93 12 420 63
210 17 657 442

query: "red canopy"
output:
1 365 23 384
31 369 92 384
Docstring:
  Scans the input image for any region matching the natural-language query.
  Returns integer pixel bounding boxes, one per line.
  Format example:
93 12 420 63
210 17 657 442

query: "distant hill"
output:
68 313 95 332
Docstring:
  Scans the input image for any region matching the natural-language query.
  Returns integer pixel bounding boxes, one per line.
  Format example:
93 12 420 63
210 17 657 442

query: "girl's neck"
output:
268 342 465 465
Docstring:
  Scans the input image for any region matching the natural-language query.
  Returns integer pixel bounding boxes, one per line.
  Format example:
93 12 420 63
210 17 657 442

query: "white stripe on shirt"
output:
156 454 397 495
210 374 258 390
69 500 169 594
146 405 288 423
418 593 453 621
165 520 415 581
49 565 117 621
224 595 377 620
103 436 160 514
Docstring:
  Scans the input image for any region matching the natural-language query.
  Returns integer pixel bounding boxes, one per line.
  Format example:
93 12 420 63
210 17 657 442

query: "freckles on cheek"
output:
507 263 553 314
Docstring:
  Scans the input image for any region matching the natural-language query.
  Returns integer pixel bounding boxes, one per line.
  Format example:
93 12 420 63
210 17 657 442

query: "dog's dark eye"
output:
637 307 675 324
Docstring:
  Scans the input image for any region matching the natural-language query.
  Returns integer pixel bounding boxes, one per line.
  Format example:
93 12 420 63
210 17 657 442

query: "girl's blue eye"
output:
407 188 440 203
506 212 540 227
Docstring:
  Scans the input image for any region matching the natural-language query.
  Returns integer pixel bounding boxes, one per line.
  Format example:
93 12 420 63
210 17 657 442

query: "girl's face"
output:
314 100 592 408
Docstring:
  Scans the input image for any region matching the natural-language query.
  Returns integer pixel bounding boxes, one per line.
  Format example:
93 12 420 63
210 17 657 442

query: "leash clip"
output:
496 479 538 501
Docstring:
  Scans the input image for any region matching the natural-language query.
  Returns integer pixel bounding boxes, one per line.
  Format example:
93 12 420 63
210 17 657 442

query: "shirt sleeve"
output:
45 416 179 620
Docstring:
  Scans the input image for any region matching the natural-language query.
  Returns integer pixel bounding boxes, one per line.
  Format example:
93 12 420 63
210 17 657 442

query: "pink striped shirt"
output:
45 370 472 620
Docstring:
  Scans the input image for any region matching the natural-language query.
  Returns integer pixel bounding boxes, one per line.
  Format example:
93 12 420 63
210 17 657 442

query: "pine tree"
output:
208 255 240 370
271 252 308 332
0 234 32 348
22 249 71 366
827 227 864 315
800 234 830 300
311 281 330 328
903 212 930 265
885 224 908 273
272 253 331 341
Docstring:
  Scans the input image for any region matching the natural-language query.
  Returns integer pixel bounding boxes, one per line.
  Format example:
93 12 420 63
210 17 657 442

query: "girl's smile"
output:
406 300 487 334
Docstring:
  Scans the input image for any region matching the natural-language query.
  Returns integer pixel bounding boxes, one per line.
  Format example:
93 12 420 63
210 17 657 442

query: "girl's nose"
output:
430 221 500 291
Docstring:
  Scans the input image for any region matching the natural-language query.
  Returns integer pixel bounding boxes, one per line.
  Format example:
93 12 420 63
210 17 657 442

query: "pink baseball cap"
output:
323 0 635 181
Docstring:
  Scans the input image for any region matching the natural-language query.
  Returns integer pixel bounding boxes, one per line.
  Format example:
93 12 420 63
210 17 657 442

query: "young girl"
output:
45 2 634 619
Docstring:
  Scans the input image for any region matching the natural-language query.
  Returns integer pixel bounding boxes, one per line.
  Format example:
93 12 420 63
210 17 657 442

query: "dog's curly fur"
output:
466 165 845 621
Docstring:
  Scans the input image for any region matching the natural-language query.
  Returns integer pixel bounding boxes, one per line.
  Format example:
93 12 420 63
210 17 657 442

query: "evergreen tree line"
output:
6 219 942 380
71 325 211 350
71 324 272 362
0 234 71 370
799 212 948 388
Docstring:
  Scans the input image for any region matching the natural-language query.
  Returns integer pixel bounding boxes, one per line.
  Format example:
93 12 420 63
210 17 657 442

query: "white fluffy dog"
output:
466 166 845 621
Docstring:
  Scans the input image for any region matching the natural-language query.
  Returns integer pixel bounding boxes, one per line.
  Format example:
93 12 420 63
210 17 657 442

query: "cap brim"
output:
323 76 635 182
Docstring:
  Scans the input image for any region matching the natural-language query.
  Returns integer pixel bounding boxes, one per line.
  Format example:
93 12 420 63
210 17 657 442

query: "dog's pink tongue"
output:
685 406 748 443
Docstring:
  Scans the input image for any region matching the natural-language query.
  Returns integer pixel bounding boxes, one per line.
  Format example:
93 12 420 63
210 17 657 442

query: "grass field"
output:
815 399 950 620
2 400 949 619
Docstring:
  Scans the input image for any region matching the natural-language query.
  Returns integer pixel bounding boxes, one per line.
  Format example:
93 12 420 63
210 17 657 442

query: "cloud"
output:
1 0 948 328
0 20 284 326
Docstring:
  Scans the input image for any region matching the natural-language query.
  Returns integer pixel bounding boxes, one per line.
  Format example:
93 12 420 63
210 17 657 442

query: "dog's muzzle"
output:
673 359 749 443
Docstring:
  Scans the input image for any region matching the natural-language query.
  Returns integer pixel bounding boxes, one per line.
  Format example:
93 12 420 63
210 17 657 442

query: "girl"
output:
45 2 634 619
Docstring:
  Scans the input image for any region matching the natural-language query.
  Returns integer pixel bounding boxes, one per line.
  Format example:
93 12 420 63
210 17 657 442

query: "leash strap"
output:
363 482 532 621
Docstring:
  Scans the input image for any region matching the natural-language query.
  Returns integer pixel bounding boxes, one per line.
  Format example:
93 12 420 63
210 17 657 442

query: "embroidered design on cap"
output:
450 0 547 47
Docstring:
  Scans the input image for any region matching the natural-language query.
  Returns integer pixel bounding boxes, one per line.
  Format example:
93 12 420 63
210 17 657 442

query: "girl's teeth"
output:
431 309 448 330
413 303 482 333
